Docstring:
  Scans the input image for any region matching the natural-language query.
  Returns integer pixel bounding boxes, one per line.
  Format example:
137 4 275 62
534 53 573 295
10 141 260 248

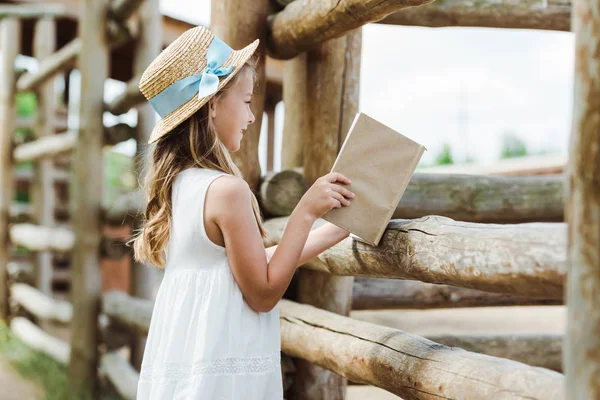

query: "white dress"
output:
137 168 282 400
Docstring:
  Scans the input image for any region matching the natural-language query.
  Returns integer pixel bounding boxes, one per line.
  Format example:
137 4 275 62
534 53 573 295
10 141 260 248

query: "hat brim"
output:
147 39 260 144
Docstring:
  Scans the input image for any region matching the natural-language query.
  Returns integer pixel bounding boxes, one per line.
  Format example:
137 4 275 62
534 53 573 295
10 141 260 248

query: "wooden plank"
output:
10 317 70 365
0 4 70 18
395 173 565 223
67 0 109 395
429 334 563 372
102 290 153 335
0 17 20 320
211 0 269 192
280 299 563 400
13 131 76 162
11 283 72 323
129 0 163 370
264 216 566 299
294 28 362 400
31 17 58 296
352 278 562 310
105 74 144 115
267 0 433 59
100 352 138 400
565 0 600 397
266 104 275 172
258 171 565 223
17 39 81 93
379 0 571 31
259 169 307 217
281 53 306 170
9 223 75 252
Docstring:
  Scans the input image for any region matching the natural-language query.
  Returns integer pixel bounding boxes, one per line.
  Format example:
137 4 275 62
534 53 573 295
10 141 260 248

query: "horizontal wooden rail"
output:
280 299 563 399
264 216 566 299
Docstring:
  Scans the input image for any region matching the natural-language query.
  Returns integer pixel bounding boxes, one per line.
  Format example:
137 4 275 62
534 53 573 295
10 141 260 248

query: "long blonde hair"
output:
131 60 267 268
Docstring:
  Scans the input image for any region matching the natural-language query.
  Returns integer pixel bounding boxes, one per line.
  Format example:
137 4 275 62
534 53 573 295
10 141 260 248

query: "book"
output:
322 112 426 246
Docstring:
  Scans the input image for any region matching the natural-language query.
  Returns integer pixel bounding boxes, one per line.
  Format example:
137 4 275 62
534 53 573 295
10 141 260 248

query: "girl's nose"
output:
248 110 255 125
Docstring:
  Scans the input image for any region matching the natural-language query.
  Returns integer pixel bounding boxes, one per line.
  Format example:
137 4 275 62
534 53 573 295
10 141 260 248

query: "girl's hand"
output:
297 172 355 221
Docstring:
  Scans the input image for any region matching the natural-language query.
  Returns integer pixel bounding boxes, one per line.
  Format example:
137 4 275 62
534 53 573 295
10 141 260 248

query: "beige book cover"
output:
322 112 426 246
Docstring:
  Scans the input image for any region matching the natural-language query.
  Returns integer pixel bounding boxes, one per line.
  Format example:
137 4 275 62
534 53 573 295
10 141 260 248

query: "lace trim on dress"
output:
139 353 281 382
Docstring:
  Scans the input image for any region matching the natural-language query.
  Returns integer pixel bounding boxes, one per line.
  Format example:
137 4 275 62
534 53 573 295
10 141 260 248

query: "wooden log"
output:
109 0 145 21
565 0 600 397
16 113 69 132
68 0 109 395
294 28 362 400
0 17 20 320
17 39 81 93
104 123 136 145
266 104 276 172
14 124 135 161
15 0 139 94
264 216 566 299
105 75 145 115
281 53 307 170
395 173 565 222
10 283 72 323
31 17 58 296
130 0 163 370
103 189 144 226
260 171 565 222
102 290 153 335
267 0 433 59
100 352 138 400
259 169 307 217
10 317 70 365
100 319 133 351
13 131 76 162
9 223 75 252
280 299 564 400
429 334 563 372
379 0 571 31
0 4 70 18
352 278 562 310
211 0 269 192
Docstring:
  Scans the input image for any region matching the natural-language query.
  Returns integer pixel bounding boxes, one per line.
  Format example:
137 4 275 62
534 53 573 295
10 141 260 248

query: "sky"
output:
75 0 577 171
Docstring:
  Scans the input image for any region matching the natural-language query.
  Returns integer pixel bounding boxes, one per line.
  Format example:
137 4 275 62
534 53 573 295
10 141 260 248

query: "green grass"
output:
0 321 123 400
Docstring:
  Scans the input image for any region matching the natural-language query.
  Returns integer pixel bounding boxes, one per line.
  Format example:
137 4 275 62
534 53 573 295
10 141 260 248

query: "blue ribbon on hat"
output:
149 36 234 118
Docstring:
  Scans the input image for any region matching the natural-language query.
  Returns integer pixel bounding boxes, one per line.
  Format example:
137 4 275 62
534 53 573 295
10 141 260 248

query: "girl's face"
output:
211 68 256 152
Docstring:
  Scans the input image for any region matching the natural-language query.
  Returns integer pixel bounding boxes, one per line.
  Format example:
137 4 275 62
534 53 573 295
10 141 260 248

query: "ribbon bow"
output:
149 36 234 118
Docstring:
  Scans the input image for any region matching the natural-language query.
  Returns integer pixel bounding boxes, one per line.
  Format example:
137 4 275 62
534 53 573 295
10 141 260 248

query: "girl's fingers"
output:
331 190 350 207
327 172 351 185
331 183 355 199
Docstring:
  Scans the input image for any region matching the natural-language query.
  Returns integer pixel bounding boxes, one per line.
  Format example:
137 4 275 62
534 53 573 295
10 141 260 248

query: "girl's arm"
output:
265 222 349 267
210 173 354 313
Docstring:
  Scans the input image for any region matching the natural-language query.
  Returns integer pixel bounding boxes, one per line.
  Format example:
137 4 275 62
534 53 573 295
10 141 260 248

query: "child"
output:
132 26 355 399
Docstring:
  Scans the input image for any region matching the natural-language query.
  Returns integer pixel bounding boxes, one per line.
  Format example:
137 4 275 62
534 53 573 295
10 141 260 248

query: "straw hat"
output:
139 26 259 144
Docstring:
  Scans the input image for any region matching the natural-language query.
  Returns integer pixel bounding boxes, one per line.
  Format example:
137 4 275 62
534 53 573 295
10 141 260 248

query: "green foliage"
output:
16 92 37 118
103 149 137 208
500 132 528 159
434 143 454 165
0 321 123 400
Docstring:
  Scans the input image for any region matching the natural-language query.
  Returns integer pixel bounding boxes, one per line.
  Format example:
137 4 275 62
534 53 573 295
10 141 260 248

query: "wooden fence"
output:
1 0 597 399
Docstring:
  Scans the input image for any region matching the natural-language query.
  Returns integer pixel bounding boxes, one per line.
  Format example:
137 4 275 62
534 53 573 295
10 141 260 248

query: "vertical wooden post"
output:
281 53 306 170
295 28 362 400
130 0 162 370
266 102 275 172
0 17 20 321
32 17 57 296
211 0 269 191
565 0 600 397
68 0 109 395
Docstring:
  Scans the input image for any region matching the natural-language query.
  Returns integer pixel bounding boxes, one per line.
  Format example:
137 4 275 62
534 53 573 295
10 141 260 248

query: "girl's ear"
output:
209 99 217 119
